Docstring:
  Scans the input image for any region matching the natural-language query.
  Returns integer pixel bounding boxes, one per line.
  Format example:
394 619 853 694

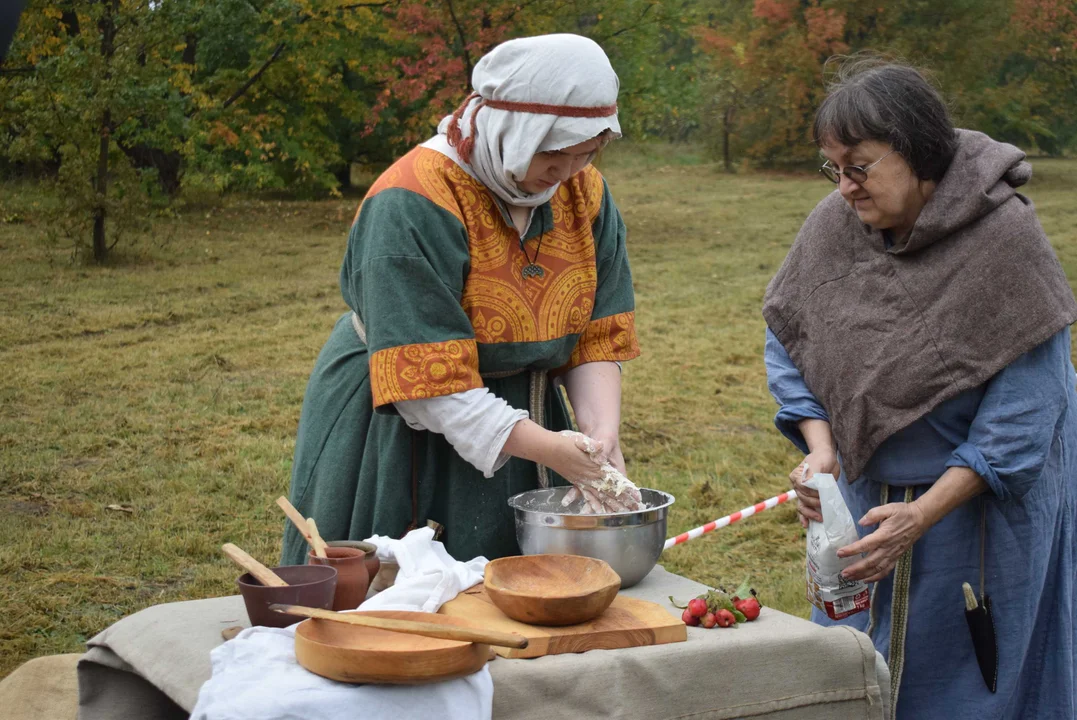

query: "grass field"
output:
2 146 1076 678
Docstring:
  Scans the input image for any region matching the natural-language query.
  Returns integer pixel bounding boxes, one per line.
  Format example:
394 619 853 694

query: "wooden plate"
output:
294 611 489 685
484 554 621 626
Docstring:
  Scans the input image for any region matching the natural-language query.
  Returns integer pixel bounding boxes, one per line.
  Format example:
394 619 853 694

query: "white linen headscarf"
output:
435 33 622 208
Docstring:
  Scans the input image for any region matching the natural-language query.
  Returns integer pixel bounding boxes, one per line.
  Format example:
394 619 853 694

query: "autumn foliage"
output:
1 0 1074 259
696 0 1077 167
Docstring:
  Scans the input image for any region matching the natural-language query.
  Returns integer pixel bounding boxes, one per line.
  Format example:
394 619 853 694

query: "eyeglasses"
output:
819 149 895 184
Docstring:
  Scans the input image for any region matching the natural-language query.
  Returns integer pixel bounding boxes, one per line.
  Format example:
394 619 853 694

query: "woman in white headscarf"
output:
281 34 643 564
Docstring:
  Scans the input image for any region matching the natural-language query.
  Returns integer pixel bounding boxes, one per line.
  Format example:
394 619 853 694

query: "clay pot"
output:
309 547 370 611
327 540 380 584
237 564 337 628
369 560 400 594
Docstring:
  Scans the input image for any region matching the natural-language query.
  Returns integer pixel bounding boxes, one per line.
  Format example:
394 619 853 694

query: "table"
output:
77 566 889 719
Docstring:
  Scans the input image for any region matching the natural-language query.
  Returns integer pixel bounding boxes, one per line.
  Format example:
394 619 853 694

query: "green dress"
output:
281 146 640 564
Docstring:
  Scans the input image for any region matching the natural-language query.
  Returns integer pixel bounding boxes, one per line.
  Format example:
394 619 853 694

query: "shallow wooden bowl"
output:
484 554 621 626
294 611 489 685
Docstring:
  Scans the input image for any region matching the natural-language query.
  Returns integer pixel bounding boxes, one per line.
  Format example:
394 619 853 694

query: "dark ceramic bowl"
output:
237 564 338 628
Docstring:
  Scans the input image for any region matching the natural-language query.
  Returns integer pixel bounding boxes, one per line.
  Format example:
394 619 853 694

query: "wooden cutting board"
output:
438 584 687 659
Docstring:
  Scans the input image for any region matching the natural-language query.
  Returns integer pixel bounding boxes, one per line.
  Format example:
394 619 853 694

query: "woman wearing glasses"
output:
280 34 642 567
764 57 1077 717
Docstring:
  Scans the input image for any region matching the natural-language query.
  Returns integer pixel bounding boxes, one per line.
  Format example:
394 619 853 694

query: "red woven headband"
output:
482 98 618 118
446 92 618 164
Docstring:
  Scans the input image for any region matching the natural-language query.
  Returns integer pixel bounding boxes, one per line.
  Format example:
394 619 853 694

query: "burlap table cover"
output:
77 566 889 719
0 653 81 720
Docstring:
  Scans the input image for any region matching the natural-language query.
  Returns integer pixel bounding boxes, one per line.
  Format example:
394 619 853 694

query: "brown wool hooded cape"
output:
763 129 1077 481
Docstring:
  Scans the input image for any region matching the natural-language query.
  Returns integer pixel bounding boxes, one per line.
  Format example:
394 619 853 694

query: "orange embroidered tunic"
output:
343 147 640 408
282 145 641 565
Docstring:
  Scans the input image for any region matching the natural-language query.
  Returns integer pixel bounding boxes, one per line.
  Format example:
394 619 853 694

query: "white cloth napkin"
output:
190 528 491 720
361 527 487 613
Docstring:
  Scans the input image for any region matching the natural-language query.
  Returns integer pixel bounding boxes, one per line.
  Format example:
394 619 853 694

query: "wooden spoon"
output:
306 517 329 559
222 543 288 587
276 496 320 554
271 604 529 649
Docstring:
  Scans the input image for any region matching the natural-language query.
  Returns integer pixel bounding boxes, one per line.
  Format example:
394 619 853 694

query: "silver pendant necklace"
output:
520 212 546 279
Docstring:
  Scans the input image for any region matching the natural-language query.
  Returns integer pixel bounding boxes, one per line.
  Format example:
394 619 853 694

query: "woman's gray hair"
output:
812 55 957 183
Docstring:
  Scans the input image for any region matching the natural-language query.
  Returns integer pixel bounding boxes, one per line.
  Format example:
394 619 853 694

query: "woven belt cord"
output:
869 483 914 720
529 371 550 487
351 312 367 344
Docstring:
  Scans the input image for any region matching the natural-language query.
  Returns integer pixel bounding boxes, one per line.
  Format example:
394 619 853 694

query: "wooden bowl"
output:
294 611 489 685
484 554 621 626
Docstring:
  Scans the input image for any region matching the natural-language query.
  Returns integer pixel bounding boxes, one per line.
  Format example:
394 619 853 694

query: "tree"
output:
692 0 1064 167
695 0 848 168
359 0 516 154
996 0 1077 154
364 0 704 151
3 0 190 261
1 0 387 261
583 0 707 142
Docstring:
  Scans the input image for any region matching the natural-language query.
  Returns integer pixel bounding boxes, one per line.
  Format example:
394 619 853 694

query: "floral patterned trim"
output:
567 312 641 368
370 339 483 407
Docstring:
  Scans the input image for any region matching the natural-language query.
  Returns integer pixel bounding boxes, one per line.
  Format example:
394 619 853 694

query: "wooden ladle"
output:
222 543 288 587
271 603 529 649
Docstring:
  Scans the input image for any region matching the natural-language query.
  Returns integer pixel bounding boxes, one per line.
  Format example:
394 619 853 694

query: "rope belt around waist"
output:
351 311 552 488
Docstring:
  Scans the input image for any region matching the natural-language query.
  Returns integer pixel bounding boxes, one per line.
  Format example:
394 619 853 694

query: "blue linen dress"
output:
766 327 1077 719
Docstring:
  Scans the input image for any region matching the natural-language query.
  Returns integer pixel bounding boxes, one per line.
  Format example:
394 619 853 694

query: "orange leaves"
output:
752 0 795 27
693 0 855 166
695 28 746 66
361 0 518 145
1013 0 1077 51
1014 0 1077 32
803 6 848 56
207 122 240 148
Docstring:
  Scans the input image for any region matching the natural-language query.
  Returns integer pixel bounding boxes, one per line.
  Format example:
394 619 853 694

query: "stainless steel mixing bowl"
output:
507 487 675 588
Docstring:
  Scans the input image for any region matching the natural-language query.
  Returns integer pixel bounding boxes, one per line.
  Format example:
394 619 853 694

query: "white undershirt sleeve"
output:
394 388 529 478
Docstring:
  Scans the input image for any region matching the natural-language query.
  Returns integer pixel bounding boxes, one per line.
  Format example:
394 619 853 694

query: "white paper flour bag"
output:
803 473 870 620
